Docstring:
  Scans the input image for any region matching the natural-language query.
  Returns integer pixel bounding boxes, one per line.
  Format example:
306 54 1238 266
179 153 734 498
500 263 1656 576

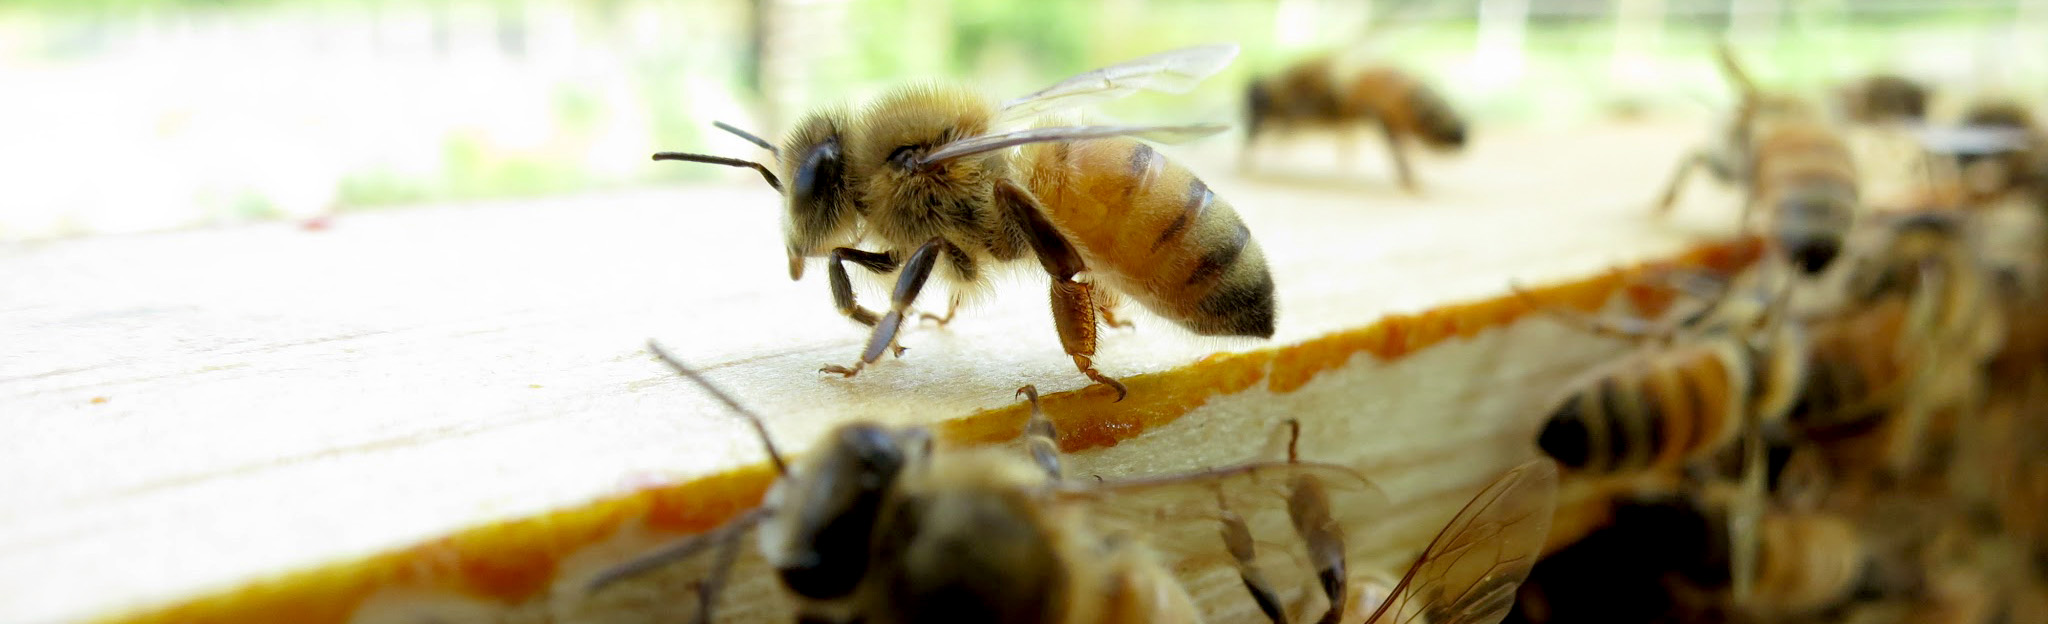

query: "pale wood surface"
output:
0 119 1739 622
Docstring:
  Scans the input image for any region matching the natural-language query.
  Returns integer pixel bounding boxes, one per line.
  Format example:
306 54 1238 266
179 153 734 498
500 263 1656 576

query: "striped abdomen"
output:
1751 123 1858 273
1538 342 1755 474
1018 138 1276 337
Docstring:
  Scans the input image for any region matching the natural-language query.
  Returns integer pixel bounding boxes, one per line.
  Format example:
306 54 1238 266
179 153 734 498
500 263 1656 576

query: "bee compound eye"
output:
792 140 842 201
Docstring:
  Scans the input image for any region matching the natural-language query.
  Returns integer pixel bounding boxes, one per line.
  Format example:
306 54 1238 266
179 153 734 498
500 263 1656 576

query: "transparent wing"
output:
1910 124 2036 157
1365 458 1560 624
994 43 1240 124
1054 460 1388 582
582 507 771 595
918 123 1226 166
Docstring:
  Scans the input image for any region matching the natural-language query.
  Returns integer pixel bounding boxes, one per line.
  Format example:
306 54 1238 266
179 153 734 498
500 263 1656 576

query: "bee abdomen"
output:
1027 138 1277 338
1772 182 1856 273
1540 346 1744 474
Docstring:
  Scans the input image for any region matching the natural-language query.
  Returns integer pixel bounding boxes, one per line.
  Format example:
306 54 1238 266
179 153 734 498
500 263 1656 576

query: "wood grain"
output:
0 119 1750 622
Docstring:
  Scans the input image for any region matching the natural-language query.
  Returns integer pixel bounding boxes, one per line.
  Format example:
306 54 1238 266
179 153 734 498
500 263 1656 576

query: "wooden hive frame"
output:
0 121 1763 623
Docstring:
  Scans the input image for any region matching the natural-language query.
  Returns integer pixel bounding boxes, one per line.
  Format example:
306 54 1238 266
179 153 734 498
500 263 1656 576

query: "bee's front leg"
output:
823 238 943 377
826 246 898 328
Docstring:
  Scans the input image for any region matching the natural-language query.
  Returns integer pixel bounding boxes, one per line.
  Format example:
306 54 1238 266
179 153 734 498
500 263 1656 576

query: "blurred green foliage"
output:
1 0 2040 228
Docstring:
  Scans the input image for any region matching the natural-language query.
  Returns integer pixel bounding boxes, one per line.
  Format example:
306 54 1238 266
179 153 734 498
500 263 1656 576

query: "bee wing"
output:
582 506 772 595
1364 459 1560 624
1910 124 2037 157
1055 460 1388 574
994 43 1240 125
917 123 1226 166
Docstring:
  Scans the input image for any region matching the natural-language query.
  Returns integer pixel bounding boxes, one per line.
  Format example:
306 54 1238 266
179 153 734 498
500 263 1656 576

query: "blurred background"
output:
2 0 2043 240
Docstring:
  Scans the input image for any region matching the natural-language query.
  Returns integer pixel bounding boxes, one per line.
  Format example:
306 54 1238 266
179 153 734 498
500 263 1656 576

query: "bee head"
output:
759 422 930 600
1411 87 1468 150
1537 396 1595 472
779 110 863 280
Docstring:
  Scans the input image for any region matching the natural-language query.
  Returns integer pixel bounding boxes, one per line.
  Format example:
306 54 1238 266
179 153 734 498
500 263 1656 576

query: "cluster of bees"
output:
571 35 2047 624
1505 46 2048 624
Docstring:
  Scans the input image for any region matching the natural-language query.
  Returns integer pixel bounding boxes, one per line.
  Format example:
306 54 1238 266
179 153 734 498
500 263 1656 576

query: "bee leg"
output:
1287 474 1349 624
1379 122 1418 192
1096 289 1134 330
827 247 899 329
1508 280 1674 343
690 525 746 624
1729 411 1767 607
1000 179 1130 401
1654 150 1709 215
822 239 942 377
917 293 961 327
1219 496 1291 624
1016 385 1063 480
1052 281 1129 401
1098 306 1135 330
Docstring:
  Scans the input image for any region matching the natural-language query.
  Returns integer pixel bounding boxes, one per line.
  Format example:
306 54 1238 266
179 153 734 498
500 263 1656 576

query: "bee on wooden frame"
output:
1241 54 1468 192
653 44 1272 400
585 340 1389 623
1655 44 1860 275
1516 260 1807 607
1806 210 2007 480
1835 74 1929 126
1505 483 1893 624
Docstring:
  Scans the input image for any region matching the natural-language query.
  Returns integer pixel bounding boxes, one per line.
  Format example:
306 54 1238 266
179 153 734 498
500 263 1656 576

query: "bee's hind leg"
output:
1051 281 1129 401
1097 289 1134 330
916 293 962 327
1000 178 1130 401
822 238 942 377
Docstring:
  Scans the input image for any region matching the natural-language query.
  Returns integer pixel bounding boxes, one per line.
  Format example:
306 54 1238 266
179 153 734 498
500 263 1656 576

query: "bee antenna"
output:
651 152 784 193
645 340 790 475
713 121 779 155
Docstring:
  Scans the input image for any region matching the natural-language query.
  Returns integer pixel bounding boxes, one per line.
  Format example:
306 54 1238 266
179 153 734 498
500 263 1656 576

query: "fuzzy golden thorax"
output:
849 85 1009 250
778 107 863 279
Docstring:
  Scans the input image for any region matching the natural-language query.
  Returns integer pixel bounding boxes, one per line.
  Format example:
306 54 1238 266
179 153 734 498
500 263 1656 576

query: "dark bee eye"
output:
775 423 906 600
792 139 842 202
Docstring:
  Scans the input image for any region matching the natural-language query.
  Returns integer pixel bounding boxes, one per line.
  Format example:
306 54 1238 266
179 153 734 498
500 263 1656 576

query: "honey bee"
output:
1509 486 1885 623
1836 74 1930 125
1656 44 1860 275
1217 427 1559 624
1943 100 2046 202
1525 269 1805 481
1518 261 1808 607
588 340 1384 623
1241 54 1468 191
1831 210 2007 478
652 45 1272 400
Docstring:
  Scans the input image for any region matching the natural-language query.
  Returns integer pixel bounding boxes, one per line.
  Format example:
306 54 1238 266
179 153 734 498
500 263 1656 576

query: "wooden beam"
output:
0 119 1751 623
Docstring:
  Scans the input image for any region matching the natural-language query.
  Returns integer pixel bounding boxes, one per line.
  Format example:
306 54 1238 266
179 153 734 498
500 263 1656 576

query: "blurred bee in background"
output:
1218 423 1558 624
1946 101 2045 203
1835 75 1930 125
652 44 1273 400
1242 54 1468 191
1656 44 1860 275
1507 484 1901 624
587 341 1386 623
1828 211 2006 480
1518 257 1807 607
